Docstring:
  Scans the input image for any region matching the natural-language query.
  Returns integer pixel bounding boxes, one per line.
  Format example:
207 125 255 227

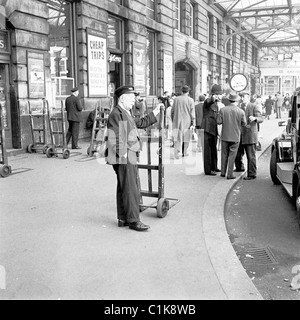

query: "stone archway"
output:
175 61 195 99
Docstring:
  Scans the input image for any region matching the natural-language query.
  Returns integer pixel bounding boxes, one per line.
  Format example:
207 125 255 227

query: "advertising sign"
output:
164 53 173 94
87 29 108 97
132 42 146 96
27 51 45 99
0 30 9 54
229 73 248 92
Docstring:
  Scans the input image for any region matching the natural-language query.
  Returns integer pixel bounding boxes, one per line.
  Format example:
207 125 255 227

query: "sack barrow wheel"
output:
157 198 169 218
0 164 11 178
63 149 70 159
46 147 55 158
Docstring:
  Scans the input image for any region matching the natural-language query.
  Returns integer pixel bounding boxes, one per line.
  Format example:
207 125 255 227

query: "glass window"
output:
48 0 75 98
187 3 194 37
208 14 214 47
216 20 221 50
175 0 180 31
111 0 123 4
232 34 237 57
146 0 156 20
146 30 156 96
108 16 123 50
226 27 231 55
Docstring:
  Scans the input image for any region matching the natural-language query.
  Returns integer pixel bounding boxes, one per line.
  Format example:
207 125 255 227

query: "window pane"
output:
108 16 122 50
48 0 74 98
146 30 156 96
147 0 155 20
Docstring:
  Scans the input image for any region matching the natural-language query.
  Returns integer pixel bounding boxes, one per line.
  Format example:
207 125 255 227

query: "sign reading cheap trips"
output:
87 28 108 97
229 73 248 92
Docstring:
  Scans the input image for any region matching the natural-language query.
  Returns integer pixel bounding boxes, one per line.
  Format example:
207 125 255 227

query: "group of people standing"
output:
165 84 263 181
264 92 290 120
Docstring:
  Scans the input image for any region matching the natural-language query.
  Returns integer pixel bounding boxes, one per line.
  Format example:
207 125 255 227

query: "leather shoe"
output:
129 221 150 232
221 174 225 177
118 220 129 227
215 169 221 172
206 171 217 176
227 176 236 180
244 176 256 180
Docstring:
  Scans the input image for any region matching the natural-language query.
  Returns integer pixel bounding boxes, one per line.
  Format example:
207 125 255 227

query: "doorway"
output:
175 61 195 98
0 63 12 149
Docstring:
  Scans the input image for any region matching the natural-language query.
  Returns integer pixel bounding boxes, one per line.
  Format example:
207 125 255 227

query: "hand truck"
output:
87 102 110 157
27 99 49 154
45 100 70 159
0 103 12 178
137 105 179 218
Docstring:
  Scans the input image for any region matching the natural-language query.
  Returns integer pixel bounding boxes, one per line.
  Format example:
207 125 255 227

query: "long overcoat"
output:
171 95 195 143
241 102 263 145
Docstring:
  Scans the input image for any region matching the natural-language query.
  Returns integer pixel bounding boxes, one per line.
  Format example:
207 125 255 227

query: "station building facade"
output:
0 0 260 151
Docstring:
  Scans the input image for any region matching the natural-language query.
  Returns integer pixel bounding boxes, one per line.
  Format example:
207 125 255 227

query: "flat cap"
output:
114 85 137 98
71 87 79 92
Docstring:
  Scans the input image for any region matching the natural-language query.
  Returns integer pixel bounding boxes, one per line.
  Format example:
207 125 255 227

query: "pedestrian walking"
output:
194 94 206 152
202 84 222 176
284 93 291 112
275 93 284 119
106 85 161 232
234 92 263 180
65 87 83 149
171 85 195 159
165 96 174 145
264 95 273 120
217 93 246 179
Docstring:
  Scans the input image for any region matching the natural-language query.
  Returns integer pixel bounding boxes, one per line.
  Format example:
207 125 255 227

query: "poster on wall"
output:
87 28 108 97
27 51 45 99
132 42 146 96
164 53 173 94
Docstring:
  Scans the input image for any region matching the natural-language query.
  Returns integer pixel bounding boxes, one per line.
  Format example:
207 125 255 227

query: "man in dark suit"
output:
202 84 223 175
235 92 263 180
106 85 161 232
65 87 82 149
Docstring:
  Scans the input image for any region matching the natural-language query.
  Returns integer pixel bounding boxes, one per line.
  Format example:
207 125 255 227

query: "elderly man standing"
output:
171 85 195 159
217 93 246 179
65 87 83 149
235 92 263 180
106 85 161 232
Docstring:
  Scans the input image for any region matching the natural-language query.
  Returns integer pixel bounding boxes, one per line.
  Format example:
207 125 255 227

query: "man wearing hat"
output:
106 85 161 232
171 85 195 158
201 84 223 175
217 92 246 179
235 91 263 180
65 87 83 149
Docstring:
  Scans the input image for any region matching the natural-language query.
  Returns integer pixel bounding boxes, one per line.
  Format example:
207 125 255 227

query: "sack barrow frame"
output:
138 105 179 218
0 103 12 178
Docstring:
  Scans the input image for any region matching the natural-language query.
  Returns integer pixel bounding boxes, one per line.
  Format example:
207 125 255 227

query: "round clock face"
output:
229 73 248 92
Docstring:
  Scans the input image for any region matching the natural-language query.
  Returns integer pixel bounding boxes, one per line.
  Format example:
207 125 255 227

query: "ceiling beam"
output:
229 5 299 13
261 41 300 47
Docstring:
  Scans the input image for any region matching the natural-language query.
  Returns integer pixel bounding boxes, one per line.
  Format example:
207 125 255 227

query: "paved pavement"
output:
0 111 288 300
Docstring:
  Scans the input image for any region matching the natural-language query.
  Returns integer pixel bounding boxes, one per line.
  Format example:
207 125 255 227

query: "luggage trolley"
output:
87 102 110 157
27 99 49 154
46 100 70 159
138 104 179 218
0 103 12 178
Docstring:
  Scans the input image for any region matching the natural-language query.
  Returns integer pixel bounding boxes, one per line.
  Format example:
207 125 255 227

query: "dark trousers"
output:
221 141 239 178
66 121 80 148
204 132 218 174
235 143 257 177
113 163 140 223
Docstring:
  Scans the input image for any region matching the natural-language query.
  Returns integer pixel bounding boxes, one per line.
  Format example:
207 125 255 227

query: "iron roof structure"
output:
210 0 300 57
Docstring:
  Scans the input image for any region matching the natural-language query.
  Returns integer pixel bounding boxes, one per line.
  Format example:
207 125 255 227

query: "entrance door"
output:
175 62 194 99
0 64 12 149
